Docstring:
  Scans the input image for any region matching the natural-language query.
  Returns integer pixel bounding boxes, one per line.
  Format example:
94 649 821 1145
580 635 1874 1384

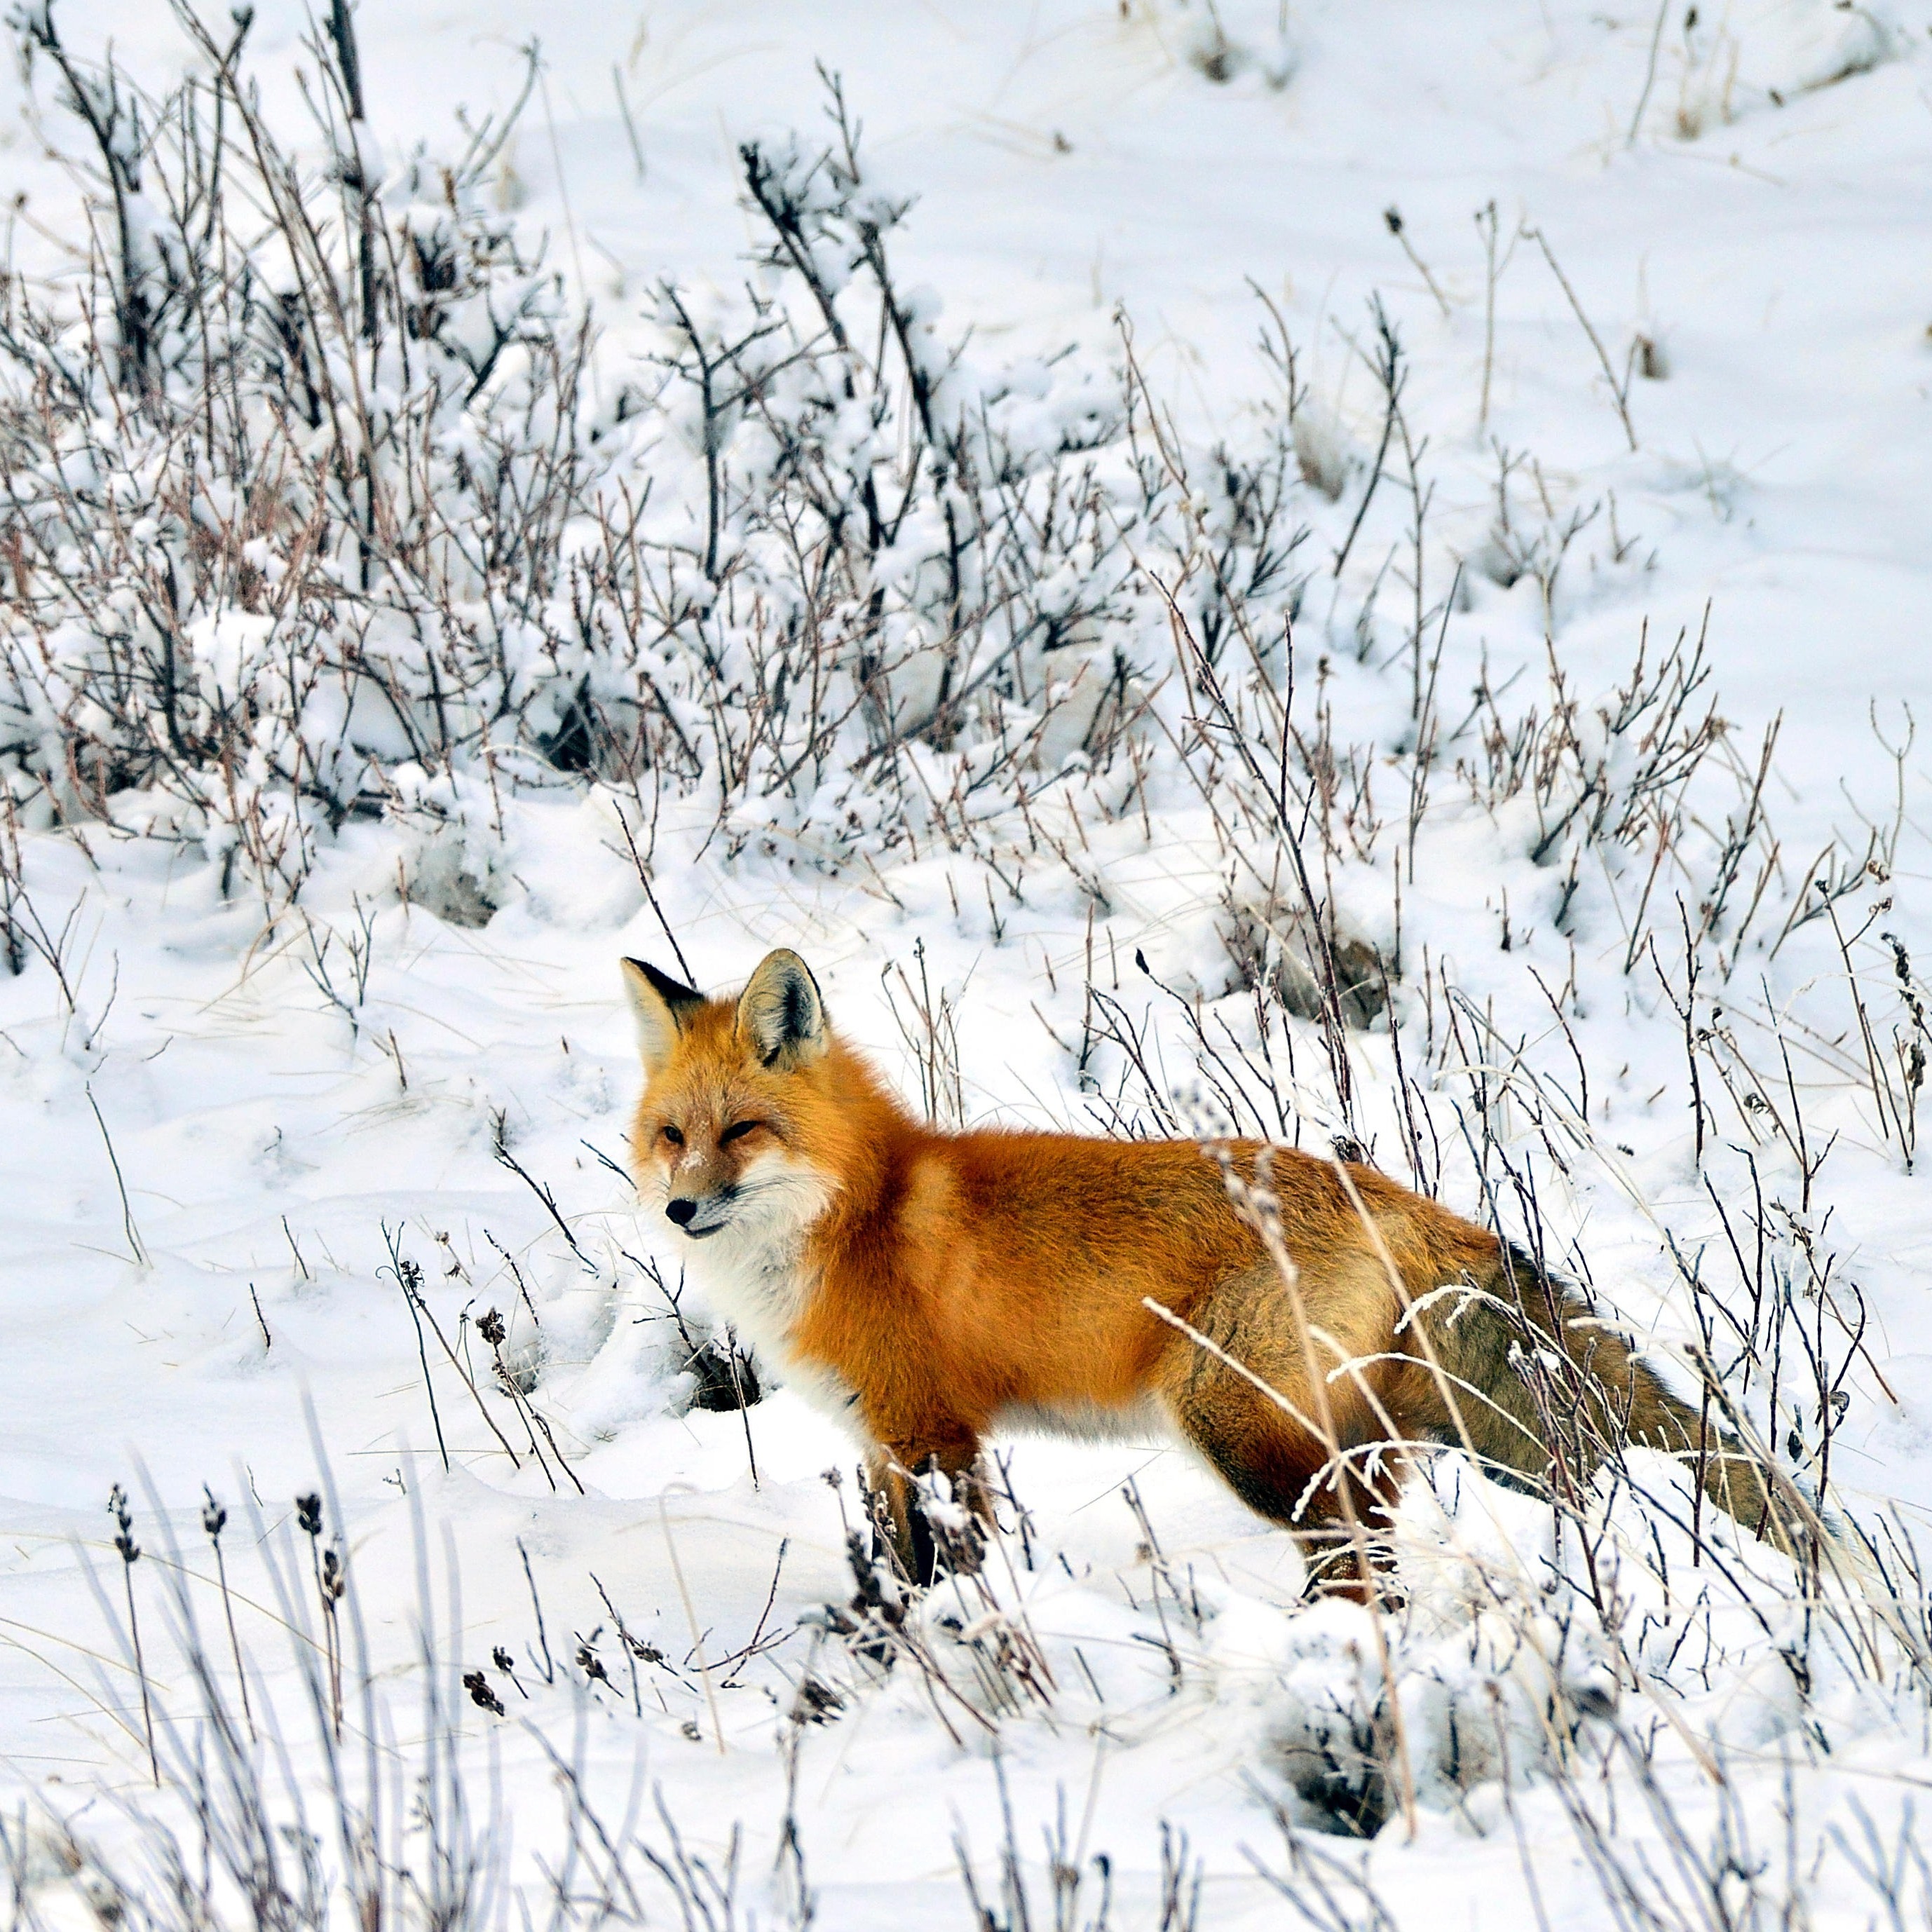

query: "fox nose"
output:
665 1197 698 1227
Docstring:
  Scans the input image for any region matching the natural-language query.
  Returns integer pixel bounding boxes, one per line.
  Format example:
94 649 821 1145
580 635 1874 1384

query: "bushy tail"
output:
1417 1245 1807 1558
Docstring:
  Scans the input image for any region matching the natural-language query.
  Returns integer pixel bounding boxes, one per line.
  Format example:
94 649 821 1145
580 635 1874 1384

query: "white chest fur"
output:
674 1169 863 1433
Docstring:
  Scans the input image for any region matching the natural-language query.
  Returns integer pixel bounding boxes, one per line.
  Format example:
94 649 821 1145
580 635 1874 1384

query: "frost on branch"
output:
0 23 1299 916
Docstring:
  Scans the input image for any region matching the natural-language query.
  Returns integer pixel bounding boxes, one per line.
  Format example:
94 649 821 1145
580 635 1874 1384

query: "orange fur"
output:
624 950 1791 1593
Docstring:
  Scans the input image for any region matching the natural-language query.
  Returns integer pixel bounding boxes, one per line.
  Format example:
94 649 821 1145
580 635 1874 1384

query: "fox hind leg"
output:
1162 1321 1406 1603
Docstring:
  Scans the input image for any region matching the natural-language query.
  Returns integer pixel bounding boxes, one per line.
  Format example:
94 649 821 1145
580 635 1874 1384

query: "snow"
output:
4 1 1932 1927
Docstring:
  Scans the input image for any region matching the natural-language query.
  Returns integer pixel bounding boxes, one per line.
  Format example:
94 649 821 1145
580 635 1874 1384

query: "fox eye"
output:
719 1120 761 1145
662 1124 683 1147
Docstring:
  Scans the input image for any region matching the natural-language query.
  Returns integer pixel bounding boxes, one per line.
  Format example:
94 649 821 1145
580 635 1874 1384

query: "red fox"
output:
624 948 1797 1592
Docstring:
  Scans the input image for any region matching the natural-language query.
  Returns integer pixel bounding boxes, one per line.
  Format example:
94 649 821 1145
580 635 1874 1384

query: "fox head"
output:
623 948 848 1247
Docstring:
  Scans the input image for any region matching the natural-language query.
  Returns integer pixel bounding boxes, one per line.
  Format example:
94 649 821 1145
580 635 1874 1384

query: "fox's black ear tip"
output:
752 948 822 999
624 957 704 1009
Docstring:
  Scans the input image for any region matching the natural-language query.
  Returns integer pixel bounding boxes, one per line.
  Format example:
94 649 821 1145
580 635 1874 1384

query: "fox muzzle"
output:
665 1191 732 1237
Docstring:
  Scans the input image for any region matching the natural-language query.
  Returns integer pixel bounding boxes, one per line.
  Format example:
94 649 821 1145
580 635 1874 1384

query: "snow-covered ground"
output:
4 3 1932 1926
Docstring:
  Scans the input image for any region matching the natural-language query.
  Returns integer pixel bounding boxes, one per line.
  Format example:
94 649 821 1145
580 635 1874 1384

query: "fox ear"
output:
621 958 704 1075
736 949 826 1070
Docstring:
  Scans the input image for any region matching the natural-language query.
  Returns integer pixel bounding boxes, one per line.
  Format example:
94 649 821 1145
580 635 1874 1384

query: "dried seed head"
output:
478 1307 507 1347
295 1493 323 1537
462 1669 505 1716
108 1485 138 1564
794 1676 844 1723
201 1485 227 1539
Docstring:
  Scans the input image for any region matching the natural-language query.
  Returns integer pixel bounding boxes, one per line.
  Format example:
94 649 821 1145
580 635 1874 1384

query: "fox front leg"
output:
865 1433 988 1586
